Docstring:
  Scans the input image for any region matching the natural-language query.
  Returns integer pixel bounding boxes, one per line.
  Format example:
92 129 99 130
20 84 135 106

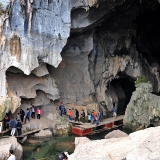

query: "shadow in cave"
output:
109 73 135 115
136 3 160 64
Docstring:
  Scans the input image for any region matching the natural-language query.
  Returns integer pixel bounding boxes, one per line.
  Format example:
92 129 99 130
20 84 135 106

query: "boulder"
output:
0 137 23 160
34 129 52 138
0 96 11 121
69 126 160 160
124 83 160 130
105 130 128 139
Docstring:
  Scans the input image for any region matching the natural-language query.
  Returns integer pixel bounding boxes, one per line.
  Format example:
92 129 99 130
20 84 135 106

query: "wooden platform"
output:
72 115 124 136
3 136 25 138
75 115 124 129
0 129 10 134
2 127 49 138
22 127 49 136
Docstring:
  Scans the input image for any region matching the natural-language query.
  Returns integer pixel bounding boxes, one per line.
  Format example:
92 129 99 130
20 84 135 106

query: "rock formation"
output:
0 137 23 160
68 126 160 160
0 0 160 134
124 82 160 130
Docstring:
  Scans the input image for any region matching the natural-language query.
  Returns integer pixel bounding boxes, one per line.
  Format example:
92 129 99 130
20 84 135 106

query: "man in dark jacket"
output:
24 108 30 123
16 119 22 136
81 110 85 123
20 109 25 123
75 109 79 122
7 117 17 136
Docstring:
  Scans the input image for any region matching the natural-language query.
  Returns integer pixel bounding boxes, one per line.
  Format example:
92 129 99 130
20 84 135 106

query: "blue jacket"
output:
91 113 94 119
112 107 117 113
8 119 17 128
26 110 30 117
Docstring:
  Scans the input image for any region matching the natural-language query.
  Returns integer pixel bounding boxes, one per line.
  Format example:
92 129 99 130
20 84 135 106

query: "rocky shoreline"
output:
68 127 160 160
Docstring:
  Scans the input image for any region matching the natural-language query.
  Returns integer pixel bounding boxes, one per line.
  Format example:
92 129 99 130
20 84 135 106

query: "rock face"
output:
105 129 128 139
124 83 160 130
0 137 23 160
0 0 160 132
34 129 52 138
69 126 160 160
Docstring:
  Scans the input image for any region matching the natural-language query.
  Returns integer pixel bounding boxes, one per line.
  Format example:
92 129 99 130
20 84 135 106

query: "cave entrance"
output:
108 73 135 115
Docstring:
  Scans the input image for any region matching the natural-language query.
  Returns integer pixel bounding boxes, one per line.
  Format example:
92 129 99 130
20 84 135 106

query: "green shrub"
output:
135 76 148 86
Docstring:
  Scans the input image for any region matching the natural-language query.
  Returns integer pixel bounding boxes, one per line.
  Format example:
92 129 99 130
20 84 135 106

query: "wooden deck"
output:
1 127 49 138
74 115 124 129
22 127 49 136
0 129 10 134
72 115 124 136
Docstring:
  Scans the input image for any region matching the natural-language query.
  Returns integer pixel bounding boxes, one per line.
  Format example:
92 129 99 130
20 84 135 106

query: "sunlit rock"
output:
69 127 160 160
0 137 23 160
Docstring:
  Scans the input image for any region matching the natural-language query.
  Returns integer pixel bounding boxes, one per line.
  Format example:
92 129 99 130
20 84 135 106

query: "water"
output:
23 136 75 160
23 127 130 160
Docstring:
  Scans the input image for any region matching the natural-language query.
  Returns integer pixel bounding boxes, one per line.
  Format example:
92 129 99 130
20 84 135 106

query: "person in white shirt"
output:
8 150 16 160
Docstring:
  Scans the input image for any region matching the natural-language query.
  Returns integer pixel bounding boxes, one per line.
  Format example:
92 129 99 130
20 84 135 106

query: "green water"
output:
23 127 129 160
23 136 75 160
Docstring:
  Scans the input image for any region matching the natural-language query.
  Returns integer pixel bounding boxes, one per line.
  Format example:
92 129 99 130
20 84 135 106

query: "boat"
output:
71 115 124 136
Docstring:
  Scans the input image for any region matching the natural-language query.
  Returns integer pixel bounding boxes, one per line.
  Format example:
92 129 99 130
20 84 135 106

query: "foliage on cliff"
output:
0 3 3 14
0 3 9 15
135 76 148 87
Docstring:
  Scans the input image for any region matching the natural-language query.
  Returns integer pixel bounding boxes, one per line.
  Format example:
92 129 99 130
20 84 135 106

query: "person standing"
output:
16 119 22 136
68 109 72 121
75 109 79 122
93 110 97 122
81 110 85 123
88 113 91 123
7 117 17 137
31 105 35 119
99 109 103 122
96 113 100 126
112 105 117 117
20 109 25 123
16 113 20 121
37 108 41 119
25 108 30 123
3 114 9 130
91 112 94 124
8 150 16 160
59 102 63 116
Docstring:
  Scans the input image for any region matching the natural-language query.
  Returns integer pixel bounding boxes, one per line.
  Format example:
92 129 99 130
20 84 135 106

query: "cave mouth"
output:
108 72 135 115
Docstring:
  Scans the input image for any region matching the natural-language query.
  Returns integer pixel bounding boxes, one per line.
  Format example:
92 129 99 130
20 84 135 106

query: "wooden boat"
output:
71 115 124 136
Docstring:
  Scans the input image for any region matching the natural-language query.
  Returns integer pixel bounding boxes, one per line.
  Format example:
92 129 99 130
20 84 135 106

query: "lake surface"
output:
23 136 75 160
23 127 129 160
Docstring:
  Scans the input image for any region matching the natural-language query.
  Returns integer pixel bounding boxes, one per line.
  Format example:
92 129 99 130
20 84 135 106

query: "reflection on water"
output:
23 127 131 160
23 136 75 160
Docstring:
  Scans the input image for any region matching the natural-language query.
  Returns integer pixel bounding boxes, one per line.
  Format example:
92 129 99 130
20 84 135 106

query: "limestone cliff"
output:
124 83 160 130
0 0 160 125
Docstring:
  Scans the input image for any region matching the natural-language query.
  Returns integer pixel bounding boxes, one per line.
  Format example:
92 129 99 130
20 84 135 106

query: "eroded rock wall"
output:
0 0 160 125
124 83 160 130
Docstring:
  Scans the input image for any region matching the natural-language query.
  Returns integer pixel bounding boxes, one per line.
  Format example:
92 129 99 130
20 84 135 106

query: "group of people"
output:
59 102 118 125
18 106 42 123
59 102 104 125
2 105 43 137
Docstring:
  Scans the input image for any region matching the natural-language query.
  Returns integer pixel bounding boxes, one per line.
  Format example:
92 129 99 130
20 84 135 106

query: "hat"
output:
58 153 67 160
